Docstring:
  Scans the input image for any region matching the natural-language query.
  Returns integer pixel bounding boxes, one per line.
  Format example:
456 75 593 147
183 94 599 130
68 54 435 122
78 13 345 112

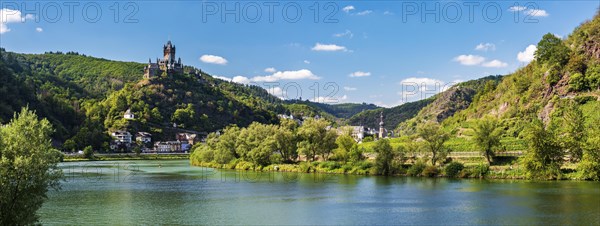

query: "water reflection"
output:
40 160 600 225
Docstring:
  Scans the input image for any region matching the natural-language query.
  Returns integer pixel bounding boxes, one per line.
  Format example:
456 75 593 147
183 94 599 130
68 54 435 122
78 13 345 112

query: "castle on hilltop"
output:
144 41 184 78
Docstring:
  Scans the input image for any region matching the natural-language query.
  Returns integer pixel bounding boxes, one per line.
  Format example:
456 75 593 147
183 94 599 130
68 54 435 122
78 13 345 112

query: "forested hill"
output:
0 49 286 150
284 100 380 119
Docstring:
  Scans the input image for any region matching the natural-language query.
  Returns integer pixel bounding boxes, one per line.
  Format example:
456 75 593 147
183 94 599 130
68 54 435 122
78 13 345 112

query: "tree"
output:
348 145 365 163
297 119 337 161
83 145 94 159
214 126 240 164
473 117 503 164
273 126 297 162
578 127 600 180
0 107 63 225
334 134 355 162
374 139 394 175
417 122 450 166
561 103 586 162
535 33 570 66
522 119 563 179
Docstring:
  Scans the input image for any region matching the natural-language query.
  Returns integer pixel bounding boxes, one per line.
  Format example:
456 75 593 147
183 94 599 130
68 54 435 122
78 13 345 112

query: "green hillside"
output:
397 75 503 135
0 50 284 151
439 13 600 136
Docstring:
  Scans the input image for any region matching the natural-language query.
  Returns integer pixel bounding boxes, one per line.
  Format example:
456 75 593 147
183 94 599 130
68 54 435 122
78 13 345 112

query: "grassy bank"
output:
63 153 190 162
189 157 537 180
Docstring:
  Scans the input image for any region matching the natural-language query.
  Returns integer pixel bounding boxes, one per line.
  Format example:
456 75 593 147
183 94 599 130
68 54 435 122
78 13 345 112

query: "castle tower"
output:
163 41 176 63
378 112 385 139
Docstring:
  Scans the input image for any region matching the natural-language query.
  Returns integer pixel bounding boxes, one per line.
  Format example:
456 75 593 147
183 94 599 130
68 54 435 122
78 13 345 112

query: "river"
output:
39 160 600 225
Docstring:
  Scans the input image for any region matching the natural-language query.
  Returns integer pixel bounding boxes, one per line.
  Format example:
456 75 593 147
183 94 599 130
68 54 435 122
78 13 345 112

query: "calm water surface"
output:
39 160 600 225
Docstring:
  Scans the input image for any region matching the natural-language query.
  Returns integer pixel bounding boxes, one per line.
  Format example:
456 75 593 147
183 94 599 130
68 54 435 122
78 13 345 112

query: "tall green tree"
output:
334 134 356 162
0 107 63 225
535 33 570 66
273 126 297 162
473 117 503 164
522 119 563 179
374 139 394 175
417 122 450 166
297 119 337 161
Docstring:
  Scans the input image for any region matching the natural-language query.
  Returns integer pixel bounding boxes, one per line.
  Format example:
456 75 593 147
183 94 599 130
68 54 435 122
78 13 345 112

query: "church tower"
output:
378 111 386 139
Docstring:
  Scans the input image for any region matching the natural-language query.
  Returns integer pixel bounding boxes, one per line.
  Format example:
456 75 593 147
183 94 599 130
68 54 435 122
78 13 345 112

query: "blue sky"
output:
1 1 598 107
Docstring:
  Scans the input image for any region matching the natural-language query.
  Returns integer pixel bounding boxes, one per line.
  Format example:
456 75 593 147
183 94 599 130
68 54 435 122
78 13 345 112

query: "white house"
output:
124 109 135 120
154 141 182 152
111 130 132 144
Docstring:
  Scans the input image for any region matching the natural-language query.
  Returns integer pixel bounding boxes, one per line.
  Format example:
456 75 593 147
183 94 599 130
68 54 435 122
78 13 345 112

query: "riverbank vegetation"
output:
190 108 600 181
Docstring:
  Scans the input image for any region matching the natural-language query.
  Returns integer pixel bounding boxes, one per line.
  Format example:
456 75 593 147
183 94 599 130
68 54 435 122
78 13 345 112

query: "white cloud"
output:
311 43 348 52
0 23 8 34
344 86 357 91
217 69 320 85
0 8 34 34
475 43 496 51
267 87 286 99
333 30 353 38
398 77 458 103
526 9 549 17
482 60 508 68
303 60 310 64
356 10 372 16
349 71 371 77
383 11 394 15
232 76 251 84
517 45 537 63
453 55 486 66
35 27 43 32
399 77 444 87
264 67 276 73
213 75 232 81
200 55 228 65
313 95 347 104
252 69 320 82
509 6 527 12
342 5 355 13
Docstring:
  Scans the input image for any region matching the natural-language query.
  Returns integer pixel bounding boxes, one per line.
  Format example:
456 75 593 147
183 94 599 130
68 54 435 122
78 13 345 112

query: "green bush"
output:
320 161 341 170
574 96 596 104
407 161 426 176
83 146 94 159
357 161 373 170
299 162 313 173
444 162 464 178
546 65 562 86
569 73 588 91
586 63 600 89
421 166 439 177
462 164 489 178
